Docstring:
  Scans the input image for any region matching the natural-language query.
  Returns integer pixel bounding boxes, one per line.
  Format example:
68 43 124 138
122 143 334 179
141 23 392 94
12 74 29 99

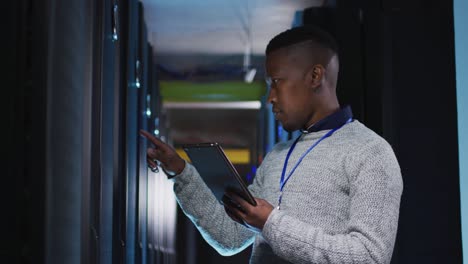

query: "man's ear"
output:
307 64 325 91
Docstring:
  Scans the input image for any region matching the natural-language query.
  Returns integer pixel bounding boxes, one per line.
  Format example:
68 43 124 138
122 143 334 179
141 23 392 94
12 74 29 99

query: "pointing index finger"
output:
139 130 168 150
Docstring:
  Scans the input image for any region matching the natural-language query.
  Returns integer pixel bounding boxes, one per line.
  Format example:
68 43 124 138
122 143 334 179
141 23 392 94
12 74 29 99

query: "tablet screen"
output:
183 143 257 206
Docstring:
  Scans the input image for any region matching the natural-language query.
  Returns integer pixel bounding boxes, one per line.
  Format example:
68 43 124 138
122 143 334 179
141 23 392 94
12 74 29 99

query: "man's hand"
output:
223 189 274 232
139 130 186 175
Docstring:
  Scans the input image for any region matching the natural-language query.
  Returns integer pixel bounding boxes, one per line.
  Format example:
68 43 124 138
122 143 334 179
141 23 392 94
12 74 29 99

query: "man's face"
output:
265 49 317 132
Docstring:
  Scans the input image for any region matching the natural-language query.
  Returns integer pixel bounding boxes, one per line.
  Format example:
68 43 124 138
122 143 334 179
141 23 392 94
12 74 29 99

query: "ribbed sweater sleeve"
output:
171 160 258 256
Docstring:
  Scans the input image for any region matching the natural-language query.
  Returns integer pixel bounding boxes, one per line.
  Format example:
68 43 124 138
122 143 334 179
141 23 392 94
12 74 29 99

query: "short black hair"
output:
266 25 338 56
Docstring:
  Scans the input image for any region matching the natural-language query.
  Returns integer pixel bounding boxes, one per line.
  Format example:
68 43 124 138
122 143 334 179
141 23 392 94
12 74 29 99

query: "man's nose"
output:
267 87 276 104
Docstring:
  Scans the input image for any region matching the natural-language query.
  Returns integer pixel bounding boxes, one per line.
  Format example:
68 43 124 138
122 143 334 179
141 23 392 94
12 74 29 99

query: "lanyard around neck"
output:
278 118 352 208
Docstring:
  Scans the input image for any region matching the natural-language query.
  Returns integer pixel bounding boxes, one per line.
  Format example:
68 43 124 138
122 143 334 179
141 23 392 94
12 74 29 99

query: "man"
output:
141 26 403 264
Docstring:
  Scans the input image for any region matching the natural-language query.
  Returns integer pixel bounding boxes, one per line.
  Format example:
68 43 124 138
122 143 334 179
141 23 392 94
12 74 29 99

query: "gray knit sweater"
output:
171 120 403 264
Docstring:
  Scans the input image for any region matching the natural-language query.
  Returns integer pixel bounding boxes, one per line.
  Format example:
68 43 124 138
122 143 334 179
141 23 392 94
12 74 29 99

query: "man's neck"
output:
304 105 340 130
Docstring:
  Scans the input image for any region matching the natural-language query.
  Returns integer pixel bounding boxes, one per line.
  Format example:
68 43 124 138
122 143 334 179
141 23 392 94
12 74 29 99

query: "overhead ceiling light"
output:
164 101 261 109
244 68 257 83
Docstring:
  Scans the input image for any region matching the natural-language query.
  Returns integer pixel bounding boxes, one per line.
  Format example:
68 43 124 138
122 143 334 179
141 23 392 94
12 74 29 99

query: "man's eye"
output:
265 77 282 86
266 78 279 85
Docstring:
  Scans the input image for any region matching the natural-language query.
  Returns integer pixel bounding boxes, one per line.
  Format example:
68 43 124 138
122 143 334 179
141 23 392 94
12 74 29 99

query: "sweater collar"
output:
301 105 353 134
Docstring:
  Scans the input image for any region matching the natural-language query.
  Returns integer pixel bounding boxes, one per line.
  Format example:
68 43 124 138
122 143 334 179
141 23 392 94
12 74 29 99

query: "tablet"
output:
182 143 257 206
